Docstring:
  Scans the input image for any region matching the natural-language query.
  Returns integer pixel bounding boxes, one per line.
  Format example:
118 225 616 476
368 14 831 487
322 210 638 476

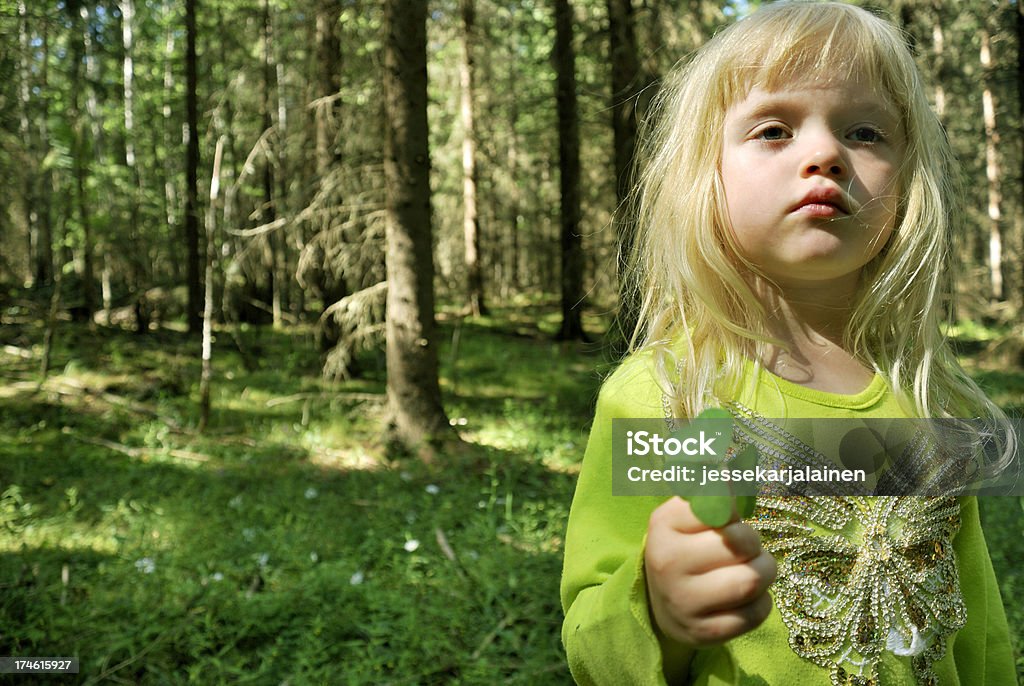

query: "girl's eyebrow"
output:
731 93 901 129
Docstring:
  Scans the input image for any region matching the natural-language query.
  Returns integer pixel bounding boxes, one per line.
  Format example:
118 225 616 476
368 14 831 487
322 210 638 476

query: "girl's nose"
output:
802 146 846 178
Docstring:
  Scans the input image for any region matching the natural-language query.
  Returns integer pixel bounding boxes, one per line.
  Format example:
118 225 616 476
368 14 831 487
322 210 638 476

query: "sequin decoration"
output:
751 495 964 685
661 393 966 684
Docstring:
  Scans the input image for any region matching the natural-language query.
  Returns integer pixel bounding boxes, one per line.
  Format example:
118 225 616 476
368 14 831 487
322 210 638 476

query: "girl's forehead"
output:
724 69 899 114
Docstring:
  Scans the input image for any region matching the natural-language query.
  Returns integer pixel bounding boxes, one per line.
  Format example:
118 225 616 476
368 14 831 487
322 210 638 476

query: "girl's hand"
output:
645 496 777 648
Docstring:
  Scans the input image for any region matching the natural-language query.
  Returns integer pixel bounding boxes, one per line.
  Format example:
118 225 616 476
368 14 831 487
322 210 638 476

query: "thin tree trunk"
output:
185 0 203 332
162 20 179 283
554 0 586 341
460 0 486 316
931 2 946 119
261 0 283 329
18 1 36 287
71 4 96 317
36 20 53 287
200 138 224 432
981 26 1004 302
382 0 455 456
608 0 640 343
314 0 348 354
1017 0 1024 314
121 0 145 316
505 21 521 294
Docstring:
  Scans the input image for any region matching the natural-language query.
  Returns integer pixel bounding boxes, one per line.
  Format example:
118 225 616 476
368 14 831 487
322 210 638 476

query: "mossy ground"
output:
1 307 1020 683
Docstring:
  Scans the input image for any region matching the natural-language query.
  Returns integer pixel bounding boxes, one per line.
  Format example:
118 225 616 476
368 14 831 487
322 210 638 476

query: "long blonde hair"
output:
627 1 1012 465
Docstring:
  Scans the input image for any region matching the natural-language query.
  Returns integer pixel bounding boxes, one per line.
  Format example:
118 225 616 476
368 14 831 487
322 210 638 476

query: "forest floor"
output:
0 303 1021 684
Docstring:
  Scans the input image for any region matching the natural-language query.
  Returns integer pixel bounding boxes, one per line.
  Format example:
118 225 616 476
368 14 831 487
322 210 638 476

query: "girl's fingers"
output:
687 550 778 615
678 522 764 574
651 496 737 535
686 592 775 645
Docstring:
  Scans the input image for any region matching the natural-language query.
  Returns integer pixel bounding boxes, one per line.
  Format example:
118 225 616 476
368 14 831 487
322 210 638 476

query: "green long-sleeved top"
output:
561 352 1017 685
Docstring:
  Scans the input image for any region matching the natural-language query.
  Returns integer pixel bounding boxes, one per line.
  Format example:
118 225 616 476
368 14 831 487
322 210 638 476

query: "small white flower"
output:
211 572 224 582
242 527 256 542
425 484 439 495
309 551 319 563
477 500 486 509
349 570 365 585
457 417 468 426
304 487 319 500
255 553 269 567
135 557 156 574
404 539 420 552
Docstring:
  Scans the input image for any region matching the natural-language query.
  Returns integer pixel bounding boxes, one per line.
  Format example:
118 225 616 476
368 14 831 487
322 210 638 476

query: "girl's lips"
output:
792 187 850 215
794 202 846 217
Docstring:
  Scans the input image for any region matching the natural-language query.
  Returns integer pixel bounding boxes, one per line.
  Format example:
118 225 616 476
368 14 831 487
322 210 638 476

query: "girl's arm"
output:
561 355 776 684
950 497 1017 685
560 368 679 685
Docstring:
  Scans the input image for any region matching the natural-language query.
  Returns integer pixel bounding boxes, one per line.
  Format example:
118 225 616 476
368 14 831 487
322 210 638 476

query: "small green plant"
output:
668 408 757 527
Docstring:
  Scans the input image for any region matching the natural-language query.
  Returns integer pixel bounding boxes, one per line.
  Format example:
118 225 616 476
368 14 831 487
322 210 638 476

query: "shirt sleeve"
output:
950 497 1018 685
560 357 695 685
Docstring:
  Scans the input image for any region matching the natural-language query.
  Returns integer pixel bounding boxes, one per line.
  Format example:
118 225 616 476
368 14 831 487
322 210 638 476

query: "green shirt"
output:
560 351 1017 685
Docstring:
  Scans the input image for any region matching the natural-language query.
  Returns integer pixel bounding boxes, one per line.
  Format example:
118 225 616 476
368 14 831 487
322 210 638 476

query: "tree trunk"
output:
460 0 486 316
162 19 179 283
200 138 224 432
554 0 586 341
122 0 146 317
382 0 455 456
315 0 342 179
261 0 284 329
18 1 36 287
314 0 349 354
930 2 946 119
36 18 53 287
980 26 1004 302
1017 0 1024 314
71 3 96 317
608 0 640 344
185 0 202 332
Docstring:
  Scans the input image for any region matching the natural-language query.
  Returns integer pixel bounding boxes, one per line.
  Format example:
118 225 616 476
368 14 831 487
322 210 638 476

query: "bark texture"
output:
382 0 453 453
554 0 586 341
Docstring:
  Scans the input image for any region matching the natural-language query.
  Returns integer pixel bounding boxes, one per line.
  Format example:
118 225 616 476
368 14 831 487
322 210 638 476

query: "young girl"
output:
560 3 1017 685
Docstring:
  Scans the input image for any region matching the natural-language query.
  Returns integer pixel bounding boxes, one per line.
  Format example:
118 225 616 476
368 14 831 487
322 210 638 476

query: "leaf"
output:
678 417 760 528
688 495 735 528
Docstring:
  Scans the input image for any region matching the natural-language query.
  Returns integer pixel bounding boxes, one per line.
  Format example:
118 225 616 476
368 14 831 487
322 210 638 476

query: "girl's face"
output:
719 76 905 293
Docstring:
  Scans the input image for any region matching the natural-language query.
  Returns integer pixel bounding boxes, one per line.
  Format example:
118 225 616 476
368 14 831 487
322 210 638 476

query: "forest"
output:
0 0 1022 682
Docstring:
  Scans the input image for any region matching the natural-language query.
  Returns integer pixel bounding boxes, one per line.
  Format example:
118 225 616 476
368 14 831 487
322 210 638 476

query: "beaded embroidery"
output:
661 394 966 685
751 493 964 686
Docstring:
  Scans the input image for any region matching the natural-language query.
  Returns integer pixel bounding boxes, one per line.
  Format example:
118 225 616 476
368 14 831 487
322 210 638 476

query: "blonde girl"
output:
561 2 1017 685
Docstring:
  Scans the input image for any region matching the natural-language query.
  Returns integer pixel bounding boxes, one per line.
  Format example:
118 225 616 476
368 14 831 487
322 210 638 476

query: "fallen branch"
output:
37 378 184 431
265 391 385 407
65 429 209 463
470 613 515 661
3 345 34 359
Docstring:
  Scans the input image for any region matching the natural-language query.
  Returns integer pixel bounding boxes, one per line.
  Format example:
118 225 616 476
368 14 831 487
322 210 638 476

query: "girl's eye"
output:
850 126 883 143
756 126 789 141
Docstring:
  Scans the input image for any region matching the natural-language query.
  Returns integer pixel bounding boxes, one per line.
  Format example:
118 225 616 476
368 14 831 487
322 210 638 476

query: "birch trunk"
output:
981 27 1004 301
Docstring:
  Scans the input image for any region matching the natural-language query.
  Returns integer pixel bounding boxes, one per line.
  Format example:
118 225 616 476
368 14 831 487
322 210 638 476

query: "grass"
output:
0 306 1021 683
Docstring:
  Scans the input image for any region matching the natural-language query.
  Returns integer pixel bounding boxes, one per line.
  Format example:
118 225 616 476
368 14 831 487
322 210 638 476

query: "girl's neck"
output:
753 278 875 395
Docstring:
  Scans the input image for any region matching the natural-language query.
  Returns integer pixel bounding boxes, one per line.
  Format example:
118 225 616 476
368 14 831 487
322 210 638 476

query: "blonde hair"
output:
628 1 1012 468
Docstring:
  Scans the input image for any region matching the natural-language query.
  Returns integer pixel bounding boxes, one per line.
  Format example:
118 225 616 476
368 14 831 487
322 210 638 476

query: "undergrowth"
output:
0 306 1020 683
